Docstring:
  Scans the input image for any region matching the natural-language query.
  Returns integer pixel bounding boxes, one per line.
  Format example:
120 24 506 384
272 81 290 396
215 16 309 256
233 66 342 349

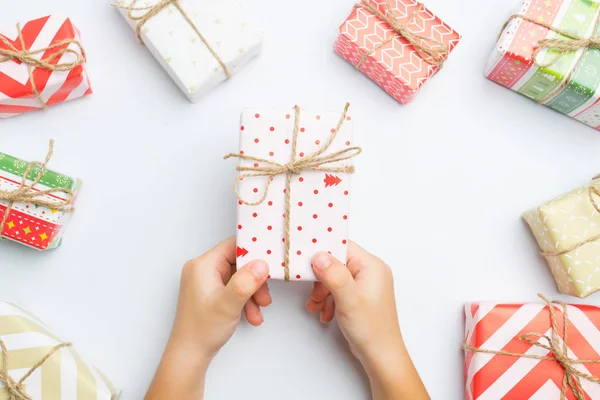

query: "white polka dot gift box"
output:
485 0 600 131
0 302 120 399
226 104 361 282
114 0 263 103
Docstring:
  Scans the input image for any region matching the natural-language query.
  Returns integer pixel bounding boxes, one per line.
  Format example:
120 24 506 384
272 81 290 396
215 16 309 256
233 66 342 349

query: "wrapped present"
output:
335 0 461 104
115 0 263 103
225 104 361 281
463 295 600 399
0 302 119 399
523 178 600 298
0 141 80 251
0 15 91 119
485 0 600 130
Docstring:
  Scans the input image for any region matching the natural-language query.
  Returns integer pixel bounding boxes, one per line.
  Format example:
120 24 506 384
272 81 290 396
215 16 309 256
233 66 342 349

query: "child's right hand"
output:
307 242 430 400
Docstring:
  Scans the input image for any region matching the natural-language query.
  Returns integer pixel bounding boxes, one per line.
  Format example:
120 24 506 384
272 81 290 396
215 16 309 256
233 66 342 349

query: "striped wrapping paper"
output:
0 148 81 251
335 0 461 104
485 0 600 130
0 15 92 119
0 302 119 400
464 301 600 399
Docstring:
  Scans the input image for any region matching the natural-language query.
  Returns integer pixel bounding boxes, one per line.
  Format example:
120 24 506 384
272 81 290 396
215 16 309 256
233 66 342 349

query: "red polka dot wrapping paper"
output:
0 15 92 119
335 0 461 105
235 108 354 281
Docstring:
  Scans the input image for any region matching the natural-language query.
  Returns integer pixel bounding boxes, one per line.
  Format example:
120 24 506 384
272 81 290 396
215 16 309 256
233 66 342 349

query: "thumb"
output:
312 252 357 308
222 260 269 313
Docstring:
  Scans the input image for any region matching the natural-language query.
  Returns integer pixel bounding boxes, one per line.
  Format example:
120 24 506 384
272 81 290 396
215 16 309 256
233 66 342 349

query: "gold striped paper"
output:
0 302 119 400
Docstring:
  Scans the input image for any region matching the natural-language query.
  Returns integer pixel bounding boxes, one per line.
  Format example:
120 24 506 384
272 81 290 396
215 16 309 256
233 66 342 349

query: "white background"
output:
2 0 600 399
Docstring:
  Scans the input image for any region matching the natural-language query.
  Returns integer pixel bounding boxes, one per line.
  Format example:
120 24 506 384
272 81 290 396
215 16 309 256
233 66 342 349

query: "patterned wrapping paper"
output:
335 0 461 104
464 300 600 399
485 0 600 130
523 179 600 298
234 107 355 281
116 0 263 103
0 149 81 251
0 15 91 119
0 302 119 399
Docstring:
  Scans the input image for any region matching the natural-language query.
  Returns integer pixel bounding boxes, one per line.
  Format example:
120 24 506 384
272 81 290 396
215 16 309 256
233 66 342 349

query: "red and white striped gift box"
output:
0 15 91 119
464 301 600 399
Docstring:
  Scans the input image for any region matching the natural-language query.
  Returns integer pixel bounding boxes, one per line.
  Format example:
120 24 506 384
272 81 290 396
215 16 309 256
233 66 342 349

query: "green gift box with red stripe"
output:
486 0 600 130
0 147 81 250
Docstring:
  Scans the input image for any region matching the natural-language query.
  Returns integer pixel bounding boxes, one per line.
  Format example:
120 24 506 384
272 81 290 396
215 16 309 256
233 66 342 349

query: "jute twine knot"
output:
224 103 361 281
0 24 85 108
499 13 600 104
463 294 600 400
539 176 600 258
113 0 231 79
0 337 71 400
354 0 449 70
0 140 75 236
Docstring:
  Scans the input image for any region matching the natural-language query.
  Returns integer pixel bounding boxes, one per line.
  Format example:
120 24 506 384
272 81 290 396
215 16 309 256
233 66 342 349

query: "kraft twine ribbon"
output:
354 0 449 70
113 0 231 79
463 294 600 400
0 24 85 108
0 337 71 400
499 13 600 104
0 140 75 237
224 103 362 281
540 175 600 258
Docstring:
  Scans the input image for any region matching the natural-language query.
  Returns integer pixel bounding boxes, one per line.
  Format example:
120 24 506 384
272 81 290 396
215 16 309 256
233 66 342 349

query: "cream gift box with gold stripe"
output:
523 178 600 298
0 302 119 400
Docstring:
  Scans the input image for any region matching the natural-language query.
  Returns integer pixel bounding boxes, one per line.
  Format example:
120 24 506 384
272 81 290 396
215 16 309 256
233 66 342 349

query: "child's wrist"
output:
166 330 214 373
361 335 408 382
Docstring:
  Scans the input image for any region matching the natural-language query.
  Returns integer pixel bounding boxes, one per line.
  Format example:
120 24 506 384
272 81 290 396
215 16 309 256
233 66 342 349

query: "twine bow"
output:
539 175 600 258
0 338 71 400
0 140 75 237
113 0 231 79
224 103 362 281
355 0 449 70
463 294 600 400
0 24 85 108
499 13 600 104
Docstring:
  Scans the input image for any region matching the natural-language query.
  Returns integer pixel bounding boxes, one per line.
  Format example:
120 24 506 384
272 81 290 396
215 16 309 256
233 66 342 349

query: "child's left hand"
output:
146 236 271 400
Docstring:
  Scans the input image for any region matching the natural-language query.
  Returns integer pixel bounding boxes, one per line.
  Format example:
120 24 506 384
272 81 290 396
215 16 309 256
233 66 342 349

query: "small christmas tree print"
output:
324 174 342 188
237 246 248 258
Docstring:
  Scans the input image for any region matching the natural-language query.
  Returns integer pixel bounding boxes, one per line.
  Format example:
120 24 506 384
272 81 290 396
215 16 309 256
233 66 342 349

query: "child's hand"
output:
306 242 430 400
146 237 271 400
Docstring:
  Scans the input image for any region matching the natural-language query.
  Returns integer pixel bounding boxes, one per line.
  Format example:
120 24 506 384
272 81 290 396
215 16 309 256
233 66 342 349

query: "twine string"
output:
0 140 75 236
540 177 600 257
113 0 231 79
0 23 85 108
224 103 361 281
463 294 600 400
499 13 600 104
0 337 71 400
354 0 449 70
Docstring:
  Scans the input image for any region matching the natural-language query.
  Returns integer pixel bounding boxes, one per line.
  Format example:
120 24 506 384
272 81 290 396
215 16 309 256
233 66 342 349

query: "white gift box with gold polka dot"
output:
234 107 356 282
116 0 263 102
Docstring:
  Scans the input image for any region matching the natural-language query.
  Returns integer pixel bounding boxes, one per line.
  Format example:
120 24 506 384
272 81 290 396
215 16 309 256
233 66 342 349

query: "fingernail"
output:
249 260 269 278
313 252 332 270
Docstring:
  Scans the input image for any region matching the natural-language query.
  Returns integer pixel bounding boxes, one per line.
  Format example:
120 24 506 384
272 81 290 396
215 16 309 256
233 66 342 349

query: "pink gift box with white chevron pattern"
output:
335 0 461 104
